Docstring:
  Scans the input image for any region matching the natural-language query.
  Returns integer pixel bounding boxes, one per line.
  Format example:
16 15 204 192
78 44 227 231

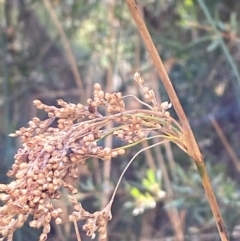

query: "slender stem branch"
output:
110 140 168 202
211 117 240 172
125 1 229 240
42 0 85 100
74 221 82 241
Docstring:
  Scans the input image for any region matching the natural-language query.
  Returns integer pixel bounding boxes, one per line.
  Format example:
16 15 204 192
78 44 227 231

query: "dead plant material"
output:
0 74 185 241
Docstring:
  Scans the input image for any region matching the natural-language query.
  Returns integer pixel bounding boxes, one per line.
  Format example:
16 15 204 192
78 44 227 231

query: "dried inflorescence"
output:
0 73 184 241
68 195 112 240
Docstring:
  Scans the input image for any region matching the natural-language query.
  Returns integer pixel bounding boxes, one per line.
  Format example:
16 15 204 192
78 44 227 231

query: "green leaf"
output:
207 37 220 52
130 187 141 198
217 21 227 31
230 12 237 33
146 169 156 184
142 178 151 189
184 0 194 7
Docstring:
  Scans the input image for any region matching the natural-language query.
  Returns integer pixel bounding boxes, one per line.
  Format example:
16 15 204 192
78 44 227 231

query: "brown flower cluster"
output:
0 73 183 241
68 195 112 241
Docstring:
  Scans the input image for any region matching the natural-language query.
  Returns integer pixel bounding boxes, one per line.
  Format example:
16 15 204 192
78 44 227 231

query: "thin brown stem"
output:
211 117 240 172
150 71 176 174
153 142 184 241
142 140 156 170
140 67 182 238
125 1 229 240
187 21 240 43
42 0 85 100
111 140 168 202
101 2 116 240
74 221 82 241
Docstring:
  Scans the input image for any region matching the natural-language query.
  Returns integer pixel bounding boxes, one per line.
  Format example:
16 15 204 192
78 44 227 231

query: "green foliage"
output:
126 169 166 215
168 163 240 234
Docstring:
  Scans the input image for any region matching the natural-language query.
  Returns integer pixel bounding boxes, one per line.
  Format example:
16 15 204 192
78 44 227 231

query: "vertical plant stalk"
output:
133 23 183 238
125 1 229 240
150 69 176 174
146 70 183 240
211 117 240 172
101 2 116 240
153 145 184 241
134 25 182 239
42 0 85 100
142 140 156 170
74 221 82 241
3 2 13 169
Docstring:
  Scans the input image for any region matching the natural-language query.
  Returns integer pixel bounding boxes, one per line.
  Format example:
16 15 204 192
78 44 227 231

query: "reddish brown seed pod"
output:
88 104 96 114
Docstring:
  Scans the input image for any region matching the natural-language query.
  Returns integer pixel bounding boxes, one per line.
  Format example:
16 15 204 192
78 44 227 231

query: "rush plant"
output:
0 73 185 241
0 1 229 241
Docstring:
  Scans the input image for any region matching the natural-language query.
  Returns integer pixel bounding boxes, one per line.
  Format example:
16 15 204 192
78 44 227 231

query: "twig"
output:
74 221 82 241
101 2 116 241
125 1 229 240
142 140 156 170
42 0 85 100
138 70 183 240
110 140 169 201
153 142 184 241
187 21 240 43
211 117 240 172
150 69 176 174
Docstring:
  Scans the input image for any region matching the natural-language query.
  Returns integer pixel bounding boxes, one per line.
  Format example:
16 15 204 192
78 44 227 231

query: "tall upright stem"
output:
125 1 229 240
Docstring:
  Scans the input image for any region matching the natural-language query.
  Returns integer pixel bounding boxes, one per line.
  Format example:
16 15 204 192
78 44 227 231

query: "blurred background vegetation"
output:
1 0 240 240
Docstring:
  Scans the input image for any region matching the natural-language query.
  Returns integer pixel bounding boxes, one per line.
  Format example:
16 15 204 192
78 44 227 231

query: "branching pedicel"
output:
0 73 186 241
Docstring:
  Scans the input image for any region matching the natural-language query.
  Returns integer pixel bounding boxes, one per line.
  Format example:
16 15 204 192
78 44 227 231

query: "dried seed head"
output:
33 100 43 108
117 148 125 155
111 151 118 158
94 83 101 90
39 233 47 241
55 217 62 225
1 72 177 241
134 72 144 85
29 220 38 228
160 101 172 112
0 184 7 191
43 224 51 234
